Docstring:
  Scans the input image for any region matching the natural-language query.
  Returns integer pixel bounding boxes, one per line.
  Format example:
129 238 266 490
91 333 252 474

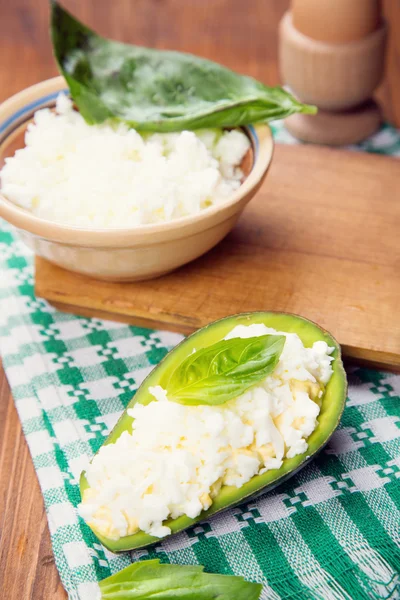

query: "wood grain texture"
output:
379 0 400 126
36 143 400 369
0 1 399 598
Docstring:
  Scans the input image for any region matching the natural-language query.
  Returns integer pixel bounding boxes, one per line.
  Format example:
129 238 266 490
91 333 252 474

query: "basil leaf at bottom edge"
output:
99 560 262 599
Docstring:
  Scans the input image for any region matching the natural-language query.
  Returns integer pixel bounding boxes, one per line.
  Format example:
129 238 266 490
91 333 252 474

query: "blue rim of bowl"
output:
0 91 60 140
0 89 260 158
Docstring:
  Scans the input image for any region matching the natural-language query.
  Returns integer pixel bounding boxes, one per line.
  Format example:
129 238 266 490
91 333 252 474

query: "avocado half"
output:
80 312 347 552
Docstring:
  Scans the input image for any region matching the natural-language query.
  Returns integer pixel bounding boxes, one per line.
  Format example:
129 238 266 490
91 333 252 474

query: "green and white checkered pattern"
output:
270 120 400 156
0 122 399 600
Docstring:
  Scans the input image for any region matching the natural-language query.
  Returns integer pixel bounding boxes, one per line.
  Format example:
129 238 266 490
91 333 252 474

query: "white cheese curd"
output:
0 93 250 228
78 324 334 540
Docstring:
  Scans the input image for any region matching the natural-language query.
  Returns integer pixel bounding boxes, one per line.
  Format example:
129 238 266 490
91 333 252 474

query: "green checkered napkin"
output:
0 122 399 600
270 120 400 156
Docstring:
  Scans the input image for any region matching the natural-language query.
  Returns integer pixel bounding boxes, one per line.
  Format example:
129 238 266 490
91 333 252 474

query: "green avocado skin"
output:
80 312 347 552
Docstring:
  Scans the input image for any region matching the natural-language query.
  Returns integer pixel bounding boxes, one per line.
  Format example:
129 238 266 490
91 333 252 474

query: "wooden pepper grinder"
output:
279 0 387 145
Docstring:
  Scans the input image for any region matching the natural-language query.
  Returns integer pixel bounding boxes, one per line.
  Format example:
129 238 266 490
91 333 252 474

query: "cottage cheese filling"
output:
79 324 334 539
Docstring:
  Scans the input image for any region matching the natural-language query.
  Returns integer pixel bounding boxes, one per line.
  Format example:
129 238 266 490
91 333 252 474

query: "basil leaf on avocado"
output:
99 559 262 600
167 334 285 405
51 1 316 132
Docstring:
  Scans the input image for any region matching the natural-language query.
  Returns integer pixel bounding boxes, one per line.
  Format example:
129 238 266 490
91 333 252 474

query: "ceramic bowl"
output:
0 77 274 281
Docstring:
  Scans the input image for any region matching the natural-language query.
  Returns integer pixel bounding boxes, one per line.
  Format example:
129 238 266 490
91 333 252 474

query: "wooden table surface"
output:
0 1 399 598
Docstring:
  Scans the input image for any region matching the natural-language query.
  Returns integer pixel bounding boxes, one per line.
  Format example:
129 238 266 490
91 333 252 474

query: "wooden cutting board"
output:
35 143 400 370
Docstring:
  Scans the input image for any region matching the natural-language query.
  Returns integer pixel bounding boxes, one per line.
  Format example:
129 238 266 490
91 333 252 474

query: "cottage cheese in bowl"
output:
0 94 251 229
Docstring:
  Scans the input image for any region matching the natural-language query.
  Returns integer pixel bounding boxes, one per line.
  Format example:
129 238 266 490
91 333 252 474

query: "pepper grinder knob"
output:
279 0 387 145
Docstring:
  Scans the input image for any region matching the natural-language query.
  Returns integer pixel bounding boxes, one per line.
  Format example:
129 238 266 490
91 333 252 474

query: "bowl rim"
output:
0 76 274 248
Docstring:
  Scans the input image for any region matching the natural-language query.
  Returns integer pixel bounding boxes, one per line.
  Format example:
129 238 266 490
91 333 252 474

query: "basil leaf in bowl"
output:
51 1 316 132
